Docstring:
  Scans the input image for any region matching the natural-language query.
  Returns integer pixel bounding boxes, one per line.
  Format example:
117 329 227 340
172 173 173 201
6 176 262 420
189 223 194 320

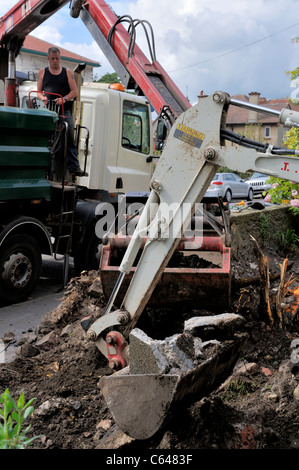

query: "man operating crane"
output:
37 46 86 176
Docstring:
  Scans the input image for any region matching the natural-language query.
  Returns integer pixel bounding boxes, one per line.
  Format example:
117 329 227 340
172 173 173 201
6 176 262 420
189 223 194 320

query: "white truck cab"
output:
19 80 155 195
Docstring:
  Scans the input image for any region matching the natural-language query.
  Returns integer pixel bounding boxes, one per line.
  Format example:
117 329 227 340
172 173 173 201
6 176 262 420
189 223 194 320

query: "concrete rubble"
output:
99 312 247 439
128 313 245 375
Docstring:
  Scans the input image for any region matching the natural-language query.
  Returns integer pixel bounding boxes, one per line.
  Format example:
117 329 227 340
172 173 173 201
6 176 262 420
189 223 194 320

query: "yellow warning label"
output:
174 123 205 148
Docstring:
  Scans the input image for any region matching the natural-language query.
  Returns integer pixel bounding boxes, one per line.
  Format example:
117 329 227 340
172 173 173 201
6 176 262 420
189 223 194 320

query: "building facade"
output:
198 90 299 148
225 91 299 147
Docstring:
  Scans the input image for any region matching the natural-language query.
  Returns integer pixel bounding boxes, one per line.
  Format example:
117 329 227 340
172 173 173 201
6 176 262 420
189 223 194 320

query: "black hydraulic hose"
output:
221 128 268 151
108 15 157 63
107 15 136 62
221 128 298 155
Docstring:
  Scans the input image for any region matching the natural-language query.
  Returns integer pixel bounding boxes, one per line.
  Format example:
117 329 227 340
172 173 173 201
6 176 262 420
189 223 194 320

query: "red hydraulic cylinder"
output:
4 78 17 106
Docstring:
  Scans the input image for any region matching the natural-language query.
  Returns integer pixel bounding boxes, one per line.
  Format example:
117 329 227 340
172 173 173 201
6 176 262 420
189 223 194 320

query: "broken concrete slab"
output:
129 328 195 375
184 313 245 339
95 424 135 449
129 328 169 374
99 333 247 439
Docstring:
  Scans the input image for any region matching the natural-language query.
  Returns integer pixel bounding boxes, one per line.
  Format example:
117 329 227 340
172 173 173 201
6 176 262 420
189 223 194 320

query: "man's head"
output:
47 47 61 70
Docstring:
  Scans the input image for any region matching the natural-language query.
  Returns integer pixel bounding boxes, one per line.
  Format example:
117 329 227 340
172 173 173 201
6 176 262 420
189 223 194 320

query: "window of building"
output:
264 126 271 138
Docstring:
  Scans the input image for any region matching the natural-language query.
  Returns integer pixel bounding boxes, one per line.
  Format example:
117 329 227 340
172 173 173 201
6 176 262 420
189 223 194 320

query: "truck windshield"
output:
122 100 150 155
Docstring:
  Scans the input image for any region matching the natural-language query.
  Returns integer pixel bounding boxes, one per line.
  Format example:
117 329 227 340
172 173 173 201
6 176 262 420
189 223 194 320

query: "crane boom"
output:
79 0 191 119
0 0 69 53
0 0 191 121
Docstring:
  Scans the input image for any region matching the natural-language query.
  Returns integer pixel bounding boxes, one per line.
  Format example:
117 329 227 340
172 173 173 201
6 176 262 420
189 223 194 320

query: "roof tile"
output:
21 35 100 66
227 93 297 125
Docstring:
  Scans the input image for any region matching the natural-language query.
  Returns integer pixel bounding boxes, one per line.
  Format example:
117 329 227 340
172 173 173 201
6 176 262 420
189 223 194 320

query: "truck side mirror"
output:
155 119 168 151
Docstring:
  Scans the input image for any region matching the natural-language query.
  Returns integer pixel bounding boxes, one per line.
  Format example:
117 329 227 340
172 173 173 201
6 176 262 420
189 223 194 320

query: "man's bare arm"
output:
37 69 47 105
65 69 77 101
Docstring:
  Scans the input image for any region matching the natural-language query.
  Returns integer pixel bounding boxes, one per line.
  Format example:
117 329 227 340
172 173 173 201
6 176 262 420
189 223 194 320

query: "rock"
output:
129 328 170 374
264 391 278 402
163 333 195 371
16 343 39 358
261 367 272 377
158 431 176 449
293 384 299 401
184 313 245 339
95 425 135 449
234 362 258 375
193 337 204 359
96 419 113 432
129 328 195 374
60 324 75 337
93 419 113 442
34 398 63 416
35 331 59 351
18 331 37 345
88 277 102 297
2 331 15 343
202 339 220 349
290 439 299 449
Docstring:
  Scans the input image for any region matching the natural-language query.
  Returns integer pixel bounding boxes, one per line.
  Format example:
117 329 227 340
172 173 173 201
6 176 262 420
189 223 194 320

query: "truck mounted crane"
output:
0 0 195 306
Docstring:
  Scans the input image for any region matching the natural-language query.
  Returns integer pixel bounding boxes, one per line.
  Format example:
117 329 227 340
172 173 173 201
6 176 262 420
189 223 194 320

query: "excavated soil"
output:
1 244 299 451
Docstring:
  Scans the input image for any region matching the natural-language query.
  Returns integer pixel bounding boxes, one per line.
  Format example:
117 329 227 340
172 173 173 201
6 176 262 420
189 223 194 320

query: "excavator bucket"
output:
99 330 246 439
100 234 231 309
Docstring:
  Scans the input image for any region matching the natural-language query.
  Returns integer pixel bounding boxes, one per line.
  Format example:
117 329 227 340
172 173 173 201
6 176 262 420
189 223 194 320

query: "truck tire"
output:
74 233 102 274
0 234 42 306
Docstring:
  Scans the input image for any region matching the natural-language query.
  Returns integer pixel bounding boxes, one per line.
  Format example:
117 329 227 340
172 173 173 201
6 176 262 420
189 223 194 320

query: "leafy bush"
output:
264 127 299 215
0 388 42 449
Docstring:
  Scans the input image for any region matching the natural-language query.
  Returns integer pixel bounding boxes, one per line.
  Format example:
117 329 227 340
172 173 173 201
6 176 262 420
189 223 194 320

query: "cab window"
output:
122 100 150 154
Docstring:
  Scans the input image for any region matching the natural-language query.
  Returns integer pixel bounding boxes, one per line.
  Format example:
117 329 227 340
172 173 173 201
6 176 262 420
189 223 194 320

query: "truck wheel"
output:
74 233 102 274
0 235 42 306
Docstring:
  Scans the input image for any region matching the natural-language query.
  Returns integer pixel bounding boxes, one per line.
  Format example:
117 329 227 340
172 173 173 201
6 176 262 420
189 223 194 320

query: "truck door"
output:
116 97 154 192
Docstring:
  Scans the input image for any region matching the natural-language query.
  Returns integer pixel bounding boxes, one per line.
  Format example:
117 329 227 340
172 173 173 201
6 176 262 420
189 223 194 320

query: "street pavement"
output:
0 256 68 363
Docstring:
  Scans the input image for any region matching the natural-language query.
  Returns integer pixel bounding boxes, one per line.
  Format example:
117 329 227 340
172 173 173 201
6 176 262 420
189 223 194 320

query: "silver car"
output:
204 172 254 202
246 172 271 195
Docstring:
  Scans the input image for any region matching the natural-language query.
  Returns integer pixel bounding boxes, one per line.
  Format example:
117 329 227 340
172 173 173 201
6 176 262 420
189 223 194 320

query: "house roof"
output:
227 93 299 125
21 35 100 67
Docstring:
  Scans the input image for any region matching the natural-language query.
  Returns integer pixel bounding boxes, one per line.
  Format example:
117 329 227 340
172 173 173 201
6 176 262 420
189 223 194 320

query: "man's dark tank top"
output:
42 67 72 111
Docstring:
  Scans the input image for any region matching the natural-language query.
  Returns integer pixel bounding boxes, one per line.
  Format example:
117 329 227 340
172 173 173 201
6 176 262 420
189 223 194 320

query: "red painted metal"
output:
4 77 18 106
106 331 128 371
100 235 231 308
84 0 191 117
28 90 66 116
1 0 190 117
0 0 69 44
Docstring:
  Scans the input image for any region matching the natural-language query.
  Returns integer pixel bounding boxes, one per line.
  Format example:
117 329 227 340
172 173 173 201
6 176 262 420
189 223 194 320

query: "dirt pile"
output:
1 247 299 450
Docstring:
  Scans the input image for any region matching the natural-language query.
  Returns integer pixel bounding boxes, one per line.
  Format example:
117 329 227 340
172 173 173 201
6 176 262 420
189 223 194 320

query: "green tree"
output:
94 72 120 83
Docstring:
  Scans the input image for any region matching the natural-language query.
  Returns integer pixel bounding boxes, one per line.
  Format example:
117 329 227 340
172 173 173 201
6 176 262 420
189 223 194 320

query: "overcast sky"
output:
1 0 299 105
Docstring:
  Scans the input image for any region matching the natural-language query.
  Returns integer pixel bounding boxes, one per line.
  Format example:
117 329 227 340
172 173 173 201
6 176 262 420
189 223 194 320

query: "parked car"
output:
204 172 254 202
246 172 271 195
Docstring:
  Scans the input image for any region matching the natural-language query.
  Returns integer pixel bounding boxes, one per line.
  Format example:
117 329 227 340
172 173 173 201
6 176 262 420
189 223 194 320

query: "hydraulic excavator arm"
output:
2 0 299 440
86 91 299 369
